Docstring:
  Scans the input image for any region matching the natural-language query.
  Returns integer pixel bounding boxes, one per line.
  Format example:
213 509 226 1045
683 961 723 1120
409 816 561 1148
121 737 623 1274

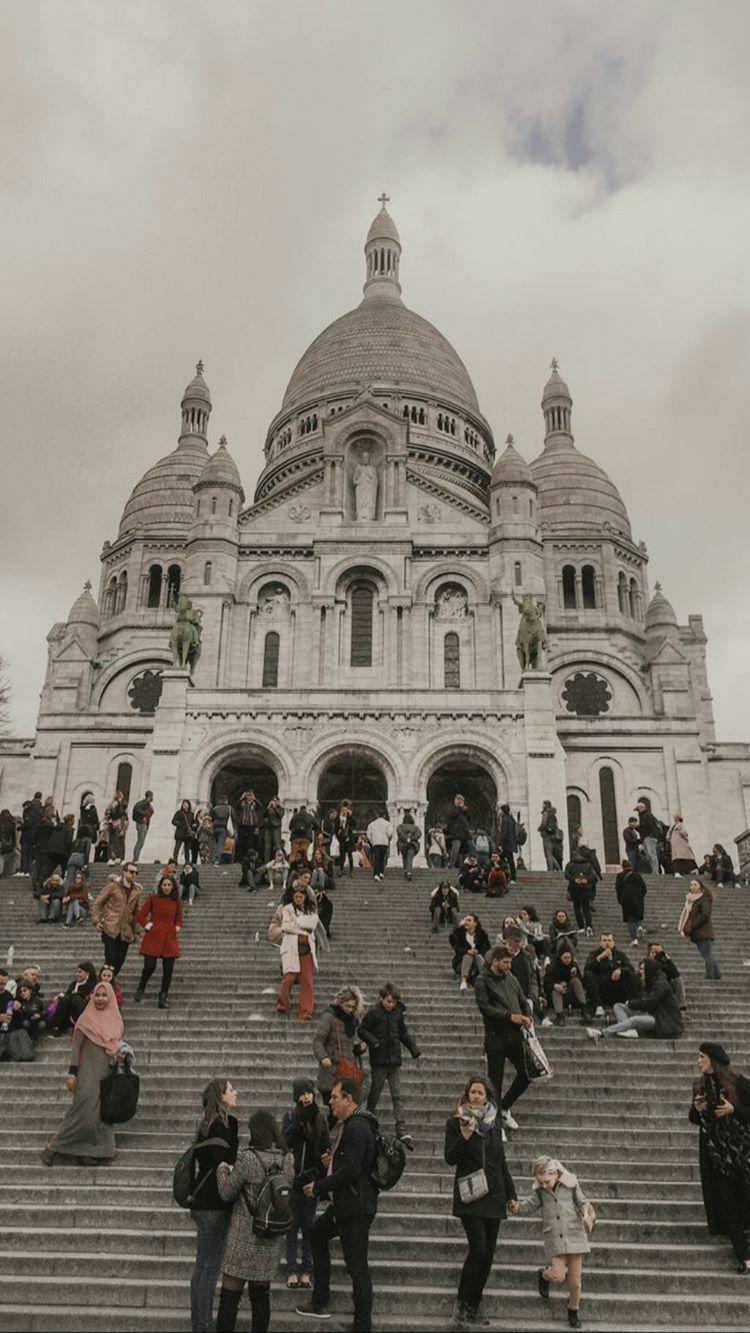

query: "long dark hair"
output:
158 875 177 897
248 1108 284 1150
201 1079 230 1135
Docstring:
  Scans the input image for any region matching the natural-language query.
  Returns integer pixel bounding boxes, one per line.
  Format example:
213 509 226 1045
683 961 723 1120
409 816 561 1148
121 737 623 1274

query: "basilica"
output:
3 199 749 865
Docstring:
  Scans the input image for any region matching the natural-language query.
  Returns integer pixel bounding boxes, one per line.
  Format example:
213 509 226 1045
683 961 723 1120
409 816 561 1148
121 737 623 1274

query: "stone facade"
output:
3 201 750 865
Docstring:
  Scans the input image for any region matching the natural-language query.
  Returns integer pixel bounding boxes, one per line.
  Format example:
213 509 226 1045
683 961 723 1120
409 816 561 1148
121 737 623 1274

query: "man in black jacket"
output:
298 1078 378 1331
131 791 154 863
498 805 518 884
615 861 648 942
583 932 637 1017
635 801 661 874
45 814 75 880
474 946 532 1130
648 941 687 1009
359 983 421 1148
446 795 471 868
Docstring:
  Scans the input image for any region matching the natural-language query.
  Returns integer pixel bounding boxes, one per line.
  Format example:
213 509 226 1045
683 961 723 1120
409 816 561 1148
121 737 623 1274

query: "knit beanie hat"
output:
699 1041 731 1067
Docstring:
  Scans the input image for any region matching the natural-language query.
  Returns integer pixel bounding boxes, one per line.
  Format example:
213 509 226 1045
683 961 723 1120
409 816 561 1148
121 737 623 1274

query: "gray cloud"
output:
1 0 748 738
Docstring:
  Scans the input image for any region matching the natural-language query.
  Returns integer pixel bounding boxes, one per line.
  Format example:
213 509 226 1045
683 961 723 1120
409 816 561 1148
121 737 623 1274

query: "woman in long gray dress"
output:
215 1108 293 1332
40 981 126 1166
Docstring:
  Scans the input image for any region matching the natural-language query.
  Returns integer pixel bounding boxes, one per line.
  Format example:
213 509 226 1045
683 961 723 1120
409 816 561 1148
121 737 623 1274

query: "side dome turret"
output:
194 436 244 502
67 580 99 628
645 582 679 639
118 362 211 537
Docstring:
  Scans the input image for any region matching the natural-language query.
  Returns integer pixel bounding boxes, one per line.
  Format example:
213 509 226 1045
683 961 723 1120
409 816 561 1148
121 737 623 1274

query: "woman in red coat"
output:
134 875 182 1008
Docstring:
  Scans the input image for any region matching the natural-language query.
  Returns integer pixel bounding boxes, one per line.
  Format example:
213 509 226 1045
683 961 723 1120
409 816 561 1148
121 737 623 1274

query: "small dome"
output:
530 443 632 538
67 581 99 627
119 438 209 536
195 436 244 494
366 203 400 246
542 358 571 404
182 359 211 406
645 582 678 634
492 434 533 485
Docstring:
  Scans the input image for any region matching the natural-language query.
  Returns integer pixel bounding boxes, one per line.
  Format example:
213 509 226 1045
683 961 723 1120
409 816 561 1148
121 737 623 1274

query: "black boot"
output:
158 990 168 1009
464 1304 490 1326
567 1308 582 1330
216 1286 242 1333
133 988 145 1003
537 1267 550 1299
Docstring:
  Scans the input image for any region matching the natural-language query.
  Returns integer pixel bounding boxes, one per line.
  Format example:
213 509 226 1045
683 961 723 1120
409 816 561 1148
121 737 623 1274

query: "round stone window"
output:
128 669 163 714
561 672 612 717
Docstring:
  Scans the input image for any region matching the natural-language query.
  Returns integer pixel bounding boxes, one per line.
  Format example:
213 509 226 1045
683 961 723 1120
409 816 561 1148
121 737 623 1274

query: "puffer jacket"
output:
359 1000 420 1068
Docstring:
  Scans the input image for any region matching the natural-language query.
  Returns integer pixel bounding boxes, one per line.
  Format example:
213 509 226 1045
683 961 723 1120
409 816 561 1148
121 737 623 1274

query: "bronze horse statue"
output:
169 595 202 672
515 593 546 671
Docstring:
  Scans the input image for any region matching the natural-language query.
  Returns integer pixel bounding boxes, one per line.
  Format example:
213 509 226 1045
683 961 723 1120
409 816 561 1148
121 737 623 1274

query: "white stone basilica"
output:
3 198 749 865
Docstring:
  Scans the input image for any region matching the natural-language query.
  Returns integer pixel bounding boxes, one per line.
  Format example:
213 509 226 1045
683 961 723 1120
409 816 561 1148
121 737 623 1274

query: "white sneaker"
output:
586 1027 601 1041
500 1110 519 1130
541 1017 554 1028
594 1006 605 1018
617 1028 639 1038
459 980 468 993
673 872 682 878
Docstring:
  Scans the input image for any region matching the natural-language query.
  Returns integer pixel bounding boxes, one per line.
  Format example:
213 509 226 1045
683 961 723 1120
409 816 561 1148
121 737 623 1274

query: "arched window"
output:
512 495 519 515
618 572 628 614
444 632 460 688
196 499 201 517
599 766 619 863
514 561 522 587
105 576 117 619
350 584 374 667
581 565 597 609
115 571 128 614
147 565 162 608
562 565 576 609
629 577 639 618
115 761 133 802
203 561 212 586
166 565 181 607
211 496 217 515
228 499 233 517
262 631 280 687
566 793 581 851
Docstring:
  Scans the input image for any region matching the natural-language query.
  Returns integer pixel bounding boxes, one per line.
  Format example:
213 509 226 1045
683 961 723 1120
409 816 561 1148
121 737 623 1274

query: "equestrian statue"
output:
170 594 203 672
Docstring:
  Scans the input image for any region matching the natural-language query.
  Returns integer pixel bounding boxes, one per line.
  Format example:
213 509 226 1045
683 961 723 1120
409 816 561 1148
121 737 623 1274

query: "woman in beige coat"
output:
669 815 698 876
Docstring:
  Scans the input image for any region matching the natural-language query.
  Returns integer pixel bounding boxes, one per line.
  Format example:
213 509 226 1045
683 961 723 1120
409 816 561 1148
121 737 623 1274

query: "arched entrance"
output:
316 751 389 825
426 758 498 837
211 752 279 810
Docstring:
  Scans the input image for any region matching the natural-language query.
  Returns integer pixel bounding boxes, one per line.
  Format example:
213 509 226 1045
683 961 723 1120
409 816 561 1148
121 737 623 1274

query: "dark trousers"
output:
190 1209 229 1332
372 845 387 877
501 848 516 880
486 1037 529 1110
310 1206 373 1331
139 955 175 995
458 1216 501 1308
236 825 258 863
338 844 354 874
215 1281 269 1333
584 975 635 1009
570 888 591 930
102 934 130 975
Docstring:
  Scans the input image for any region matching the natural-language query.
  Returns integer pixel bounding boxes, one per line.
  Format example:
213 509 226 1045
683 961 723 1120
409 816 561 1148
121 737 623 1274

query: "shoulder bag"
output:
457 1130 489 1203
334 1020 363 1086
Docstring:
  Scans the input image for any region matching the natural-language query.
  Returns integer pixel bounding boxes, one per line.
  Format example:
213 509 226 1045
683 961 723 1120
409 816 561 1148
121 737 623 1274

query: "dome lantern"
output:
179 359 212 444
362 192 402 303
541 357 573 449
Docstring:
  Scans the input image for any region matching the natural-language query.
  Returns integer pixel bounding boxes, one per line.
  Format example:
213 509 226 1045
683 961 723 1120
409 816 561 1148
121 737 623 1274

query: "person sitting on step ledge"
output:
587 957 683 1042
543 948 586 1027
549 909 578 957
582 932 636 1019
430 880 459 933
647 941 687 1009
486 852 509 897
450 913 490 993
458 855 486 895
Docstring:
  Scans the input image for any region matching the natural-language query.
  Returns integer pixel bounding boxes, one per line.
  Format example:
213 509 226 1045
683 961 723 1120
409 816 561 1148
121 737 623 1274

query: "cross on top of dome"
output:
378 190 390 208
195 359 205 376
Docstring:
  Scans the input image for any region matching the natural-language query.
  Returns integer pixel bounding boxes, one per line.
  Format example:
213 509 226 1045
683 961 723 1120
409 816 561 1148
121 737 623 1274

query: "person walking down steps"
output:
134 874 182 1008
512 1155 596 1330
359 982 421 1149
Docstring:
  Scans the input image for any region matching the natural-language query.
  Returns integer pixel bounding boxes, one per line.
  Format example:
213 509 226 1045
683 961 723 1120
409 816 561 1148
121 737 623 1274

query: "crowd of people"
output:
1 782 748 1332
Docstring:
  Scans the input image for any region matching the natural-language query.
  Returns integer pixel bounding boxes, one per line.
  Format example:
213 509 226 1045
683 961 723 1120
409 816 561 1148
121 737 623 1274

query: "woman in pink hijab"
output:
41 982 126 1166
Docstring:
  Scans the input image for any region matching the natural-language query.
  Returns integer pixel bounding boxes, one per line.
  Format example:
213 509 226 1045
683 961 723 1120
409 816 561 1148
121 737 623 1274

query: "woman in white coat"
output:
276 885 320 1021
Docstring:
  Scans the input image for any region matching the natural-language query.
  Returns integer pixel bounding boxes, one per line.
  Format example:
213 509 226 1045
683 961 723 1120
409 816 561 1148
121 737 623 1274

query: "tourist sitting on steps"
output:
515 906 549 959
134 874 182 1008
486 853 509 897
474 946 533 1131
359 981 421 1149
8 980 46 1044
511 1155 595 1331
444 1074 517 1330
188 1079 239 1333
179 861 200 905
450 913 490 993
34 872 65 924
587 957 683 1041
46 961 97 1036
427 824 448 869
549 909 578 956
282 1077 330 1291
40 981 128 1166
543 948 586 1027
614 861 648 944
430 880 459 932
689 1042 750 1274
582 932 637 1018
215 1108 293 1333
313 986 365 1108
458 855 487 894
648 941 686 1009
62 869 90 927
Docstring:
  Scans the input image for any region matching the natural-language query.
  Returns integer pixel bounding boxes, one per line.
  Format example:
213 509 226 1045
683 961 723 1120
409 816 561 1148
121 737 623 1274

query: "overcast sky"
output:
2 0 749 738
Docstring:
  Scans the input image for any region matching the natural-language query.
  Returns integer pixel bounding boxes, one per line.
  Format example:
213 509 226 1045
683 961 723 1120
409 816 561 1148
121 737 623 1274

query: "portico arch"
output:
209 743 281 810
423 753 500 839
306 739 400 826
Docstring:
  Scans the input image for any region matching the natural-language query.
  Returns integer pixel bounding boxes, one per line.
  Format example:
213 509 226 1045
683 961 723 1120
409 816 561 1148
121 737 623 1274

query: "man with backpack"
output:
131 791 154 863
538 800 563 871
297 1077 379 1331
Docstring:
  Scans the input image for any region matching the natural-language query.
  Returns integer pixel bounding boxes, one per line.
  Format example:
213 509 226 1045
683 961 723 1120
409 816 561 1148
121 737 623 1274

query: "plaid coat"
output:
217 1146 293 1281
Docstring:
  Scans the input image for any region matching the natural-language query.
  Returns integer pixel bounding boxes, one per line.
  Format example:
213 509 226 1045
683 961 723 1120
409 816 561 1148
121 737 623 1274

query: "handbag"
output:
329 835 340 858
523 1025 553 1081
457 1133 489 1203
100 1054 140 1124
334 1020 363 1086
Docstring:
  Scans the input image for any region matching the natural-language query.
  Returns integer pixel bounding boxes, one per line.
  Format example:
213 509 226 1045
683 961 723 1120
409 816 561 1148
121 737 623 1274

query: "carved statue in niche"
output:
259 585 290 621
353 449 378 521
170 594 202 671
436 587 468 622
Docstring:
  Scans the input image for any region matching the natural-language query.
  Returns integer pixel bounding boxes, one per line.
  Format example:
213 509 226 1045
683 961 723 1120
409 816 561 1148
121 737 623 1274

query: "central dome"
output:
281 297 481 417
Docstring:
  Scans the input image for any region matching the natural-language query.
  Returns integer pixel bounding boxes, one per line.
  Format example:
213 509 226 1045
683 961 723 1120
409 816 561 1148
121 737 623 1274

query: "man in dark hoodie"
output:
359 982 421 1149
445 795 471 868
298 1077 378 1331
282 1077 330 1290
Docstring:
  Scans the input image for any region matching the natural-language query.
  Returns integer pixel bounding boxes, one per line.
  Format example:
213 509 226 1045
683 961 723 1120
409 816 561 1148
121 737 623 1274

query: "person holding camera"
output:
444 1075 517 1328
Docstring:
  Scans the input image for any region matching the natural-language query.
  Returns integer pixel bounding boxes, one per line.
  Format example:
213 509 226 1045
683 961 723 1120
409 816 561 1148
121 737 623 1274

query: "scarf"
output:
696 1074 750 1186
74 982 124 1055
677 887 702 937
456 1096 498 1136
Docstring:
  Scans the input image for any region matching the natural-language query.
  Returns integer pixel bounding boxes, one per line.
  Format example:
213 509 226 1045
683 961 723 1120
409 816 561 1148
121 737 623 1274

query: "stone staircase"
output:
1 861 749 1332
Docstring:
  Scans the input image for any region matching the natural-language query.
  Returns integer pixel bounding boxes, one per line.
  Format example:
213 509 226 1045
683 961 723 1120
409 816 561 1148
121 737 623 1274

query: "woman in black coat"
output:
449 914 491 992
46 961 97 1036
614 861 648 943
445 1075 517 1324
689 1042 750 1272
549 909 578 956
172 800 196 864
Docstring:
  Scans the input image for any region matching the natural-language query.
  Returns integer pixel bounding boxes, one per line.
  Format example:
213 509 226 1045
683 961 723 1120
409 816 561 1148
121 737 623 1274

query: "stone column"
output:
141 669 192 862
520 671 567 871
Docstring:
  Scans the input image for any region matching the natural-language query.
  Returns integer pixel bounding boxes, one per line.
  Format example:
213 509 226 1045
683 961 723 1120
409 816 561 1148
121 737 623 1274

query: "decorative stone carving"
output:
561 672 612 717
128 669 163 714
417 502 441 523
259 585 291 621
436 587 468 622
353 450 378 521
288 503 311 523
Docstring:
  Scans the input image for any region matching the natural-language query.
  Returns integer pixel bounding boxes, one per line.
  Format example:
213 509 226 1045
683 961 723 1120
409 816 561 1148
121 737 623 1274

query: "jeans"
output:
63 853 86 886
133 823 149 861
626 913 643 941
458 1216 501 1309
625 845 640 870
431 906 457 933
372 845 387 878
601 1002 657 1038
36 898 61 922
642 836 659 874
190 1209 229 1332
310 1206 373 1331
65 899 86 925
401 847 415 876
486 1037 529 1110
694 936 721 979
286 1181 317 1273
502 848 517 880
367 1064 405 1135
102 934 130 974
551 977 586 1013
449 838 465 868
20 840 34 874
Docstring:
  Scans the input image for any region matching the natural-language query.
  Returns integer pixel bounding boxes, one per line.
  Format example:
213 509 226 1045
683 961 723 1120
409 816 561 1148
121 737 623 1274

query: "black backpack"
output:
246 1151 295 1237
172 1135 229 1209
370 1129 407 1191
